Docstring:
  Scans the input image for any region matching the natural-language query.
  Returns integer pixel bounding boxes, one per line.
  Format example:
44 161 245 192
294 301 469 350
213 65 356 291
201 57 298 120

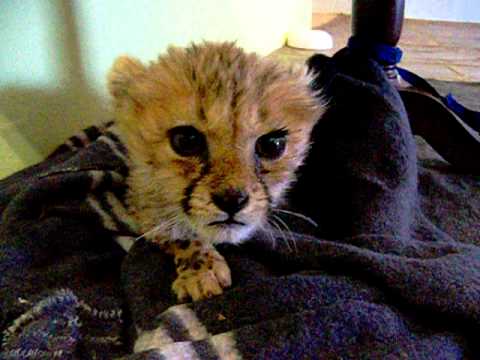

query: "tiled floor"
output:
270 13 480 82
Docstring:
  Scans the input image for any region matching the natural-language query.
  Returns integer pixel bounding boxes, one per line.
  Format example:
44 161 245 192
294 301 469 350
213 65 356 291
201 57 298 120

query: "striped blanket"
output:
1 49 480 359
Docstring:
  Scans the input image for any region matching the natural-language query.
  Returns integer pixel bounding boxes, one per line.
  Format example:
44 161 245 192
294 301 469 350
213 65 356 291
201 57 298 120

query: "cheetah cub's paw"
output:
170 241 231 302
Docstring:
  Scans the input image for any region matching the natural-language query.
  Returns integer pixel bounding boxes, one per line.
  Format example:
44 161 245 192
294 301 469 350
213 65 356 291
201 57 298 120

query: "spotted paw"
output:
172 249 231 302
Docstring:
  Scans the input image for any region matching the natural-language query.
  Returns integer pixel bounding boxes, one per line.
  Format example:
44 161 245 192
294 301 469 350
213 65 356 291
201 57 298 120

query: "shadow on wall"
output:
0 87 107 161
0 0 108 169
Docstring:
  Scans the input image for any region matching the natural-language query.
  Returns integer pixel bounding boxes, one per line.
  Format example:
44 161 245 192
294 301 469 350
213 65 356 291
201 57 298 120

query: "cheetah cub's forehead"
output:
108 42 323 244
108 42 322 142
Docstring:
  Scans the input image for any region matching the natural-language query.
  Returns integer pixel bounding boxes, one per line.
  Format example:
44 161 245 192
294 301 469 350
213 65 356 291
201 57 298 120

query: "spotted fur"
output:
108 41 324 301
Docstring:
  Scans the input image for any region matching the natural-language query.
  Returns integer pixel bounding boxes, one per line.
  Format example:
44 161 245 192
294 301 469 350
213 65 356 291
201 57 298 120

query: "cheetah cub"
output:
108 42 323 302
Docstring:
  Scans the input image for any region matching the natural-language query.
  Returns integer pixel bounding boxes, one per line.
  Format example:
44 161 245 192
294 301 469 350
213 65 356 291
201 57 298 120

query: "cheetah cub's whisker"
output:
108 41 324 302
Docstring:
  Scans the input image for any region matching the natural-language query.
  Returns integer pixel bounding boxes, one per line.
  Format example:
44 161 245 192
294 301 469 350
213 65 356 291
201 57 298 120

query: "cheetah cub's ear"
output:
107 56 146 112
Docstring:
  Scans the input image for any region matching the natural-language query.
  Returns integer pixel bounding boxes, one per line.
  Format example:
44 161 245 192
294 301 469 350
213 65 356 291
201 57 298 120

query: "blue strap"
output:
444 93 480 133
398 67 480 133
347 36 403 65
348 36 480 134
397 67 441 97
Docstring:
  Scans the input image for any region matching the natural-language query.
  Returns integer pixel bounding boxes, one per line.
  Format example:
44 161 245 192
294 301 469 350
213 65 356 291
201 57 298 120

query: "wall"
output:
0 0 311 178
313 0 480 23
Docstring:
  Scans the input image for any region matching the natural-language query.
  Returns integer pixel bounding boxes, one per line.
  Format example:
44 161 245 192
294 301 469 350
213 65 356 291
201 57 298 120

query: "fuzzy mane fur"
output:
108 41 324 245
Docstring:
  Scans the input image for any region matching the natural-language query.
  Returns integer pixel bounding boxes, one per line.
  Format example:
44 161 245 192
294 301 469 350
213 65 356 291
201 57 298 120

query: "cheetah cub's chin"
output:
108 41 324 302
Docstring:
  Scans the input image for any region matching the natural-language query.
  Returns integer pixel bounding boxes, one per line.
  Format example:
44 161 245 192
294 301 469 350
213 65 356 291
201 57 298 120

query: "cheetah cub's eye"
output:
168 126 207 157
255 129 288 160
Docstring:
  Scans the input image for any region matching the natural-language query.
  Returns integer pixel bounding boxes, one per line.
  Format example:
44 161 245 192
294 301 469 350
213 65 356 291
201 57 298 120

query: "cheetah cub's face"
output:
109 42 323 246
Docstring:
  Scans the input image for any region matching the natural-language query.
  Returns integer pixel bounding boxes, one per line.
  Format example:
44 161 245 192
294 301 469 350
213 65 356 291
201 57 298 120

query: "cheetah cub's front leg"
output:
167 240 231 302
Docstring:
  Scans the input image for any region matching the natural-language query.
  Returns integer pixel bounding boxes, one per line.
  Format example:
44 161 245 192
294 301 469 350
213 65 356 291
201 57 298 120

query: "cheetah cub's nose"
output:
211 188 249 216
